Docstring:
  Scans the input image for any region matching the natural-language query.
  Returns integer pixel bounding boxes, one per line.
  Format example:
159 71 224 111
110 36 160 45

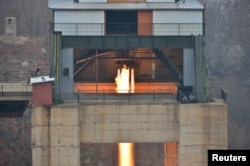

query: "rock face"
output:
0 37 49 75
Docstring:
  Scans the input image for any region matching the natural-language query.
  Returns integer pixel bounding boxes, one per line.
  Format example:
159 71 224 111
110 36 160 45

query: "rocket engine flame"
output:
118 143 135 166
115 65 135 93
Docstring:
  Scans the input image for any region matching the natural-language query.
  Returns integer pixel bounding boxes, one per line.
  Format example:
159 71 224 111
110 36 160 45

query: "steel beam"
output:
194 35 206 102
153 49 183 84
61 36 193 49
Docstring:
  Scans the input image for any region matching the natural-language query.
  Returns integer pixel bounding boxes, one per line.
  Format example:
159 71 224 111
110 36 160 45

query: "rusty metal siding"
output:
32 82 53 106
165 142 178 166
153 10 203 36
54 11 105 36
138 10 152 36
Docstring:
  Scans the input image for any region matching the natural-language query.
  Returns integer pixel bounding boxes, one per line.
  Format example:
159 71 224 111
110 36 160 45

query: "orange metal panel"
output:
165 142 178 166
108 0 146 3
138 11 152 36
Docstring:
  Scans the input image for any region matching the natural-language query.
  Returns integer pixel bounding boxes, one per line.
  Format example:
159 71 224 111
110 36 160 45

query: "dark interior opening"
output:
106 10 138 35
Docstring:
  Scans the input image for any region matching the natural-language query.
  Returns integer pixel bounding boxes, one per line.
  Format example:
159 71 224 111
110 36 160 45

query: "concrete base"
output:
31 103 227 166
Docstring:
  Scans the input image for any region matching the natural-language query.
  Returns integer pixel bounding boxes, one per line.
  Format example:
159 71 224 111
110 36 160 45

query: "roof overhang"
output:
30 76 55 84
49 0 204 10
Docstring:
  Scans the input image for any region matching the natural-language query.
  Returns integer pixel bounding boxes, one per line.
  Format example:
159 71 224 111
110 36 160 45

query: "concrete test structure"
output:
31 0 228 166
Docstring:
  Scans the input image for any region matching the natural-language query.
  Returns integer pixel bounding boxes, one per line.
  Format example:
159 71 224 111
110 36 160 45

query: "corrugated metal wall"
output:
153 11 203 23
53 5 203 36
79 0 107 2
138 11 152 36
101 0 174 2
153 11 203 36
54 11 105 36
107 0 146 2
79 0 175 3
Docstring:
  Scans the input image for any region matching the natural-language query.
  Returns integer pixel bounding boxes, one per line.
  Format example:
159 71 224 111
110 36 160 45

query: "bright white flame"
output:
115 65 135 93
130 68 135 93
118 143 135 166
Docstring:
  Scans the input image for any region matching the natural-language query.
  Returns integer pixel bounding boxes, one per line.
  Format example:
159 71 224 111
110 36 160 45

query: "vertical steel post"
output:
194 35 206 102
95 49 98 96
1 85 3 96
52 32 62 102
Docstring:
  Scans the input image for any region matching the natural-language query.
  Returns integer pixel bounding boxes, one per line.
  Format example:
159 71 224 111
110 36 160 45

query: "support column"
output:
31 106 80 166
194 36 206 102
31 106 51 166
183 49 195 87
49 106 80 166
179 104 228 166
59 48 74 99
52 32 62 102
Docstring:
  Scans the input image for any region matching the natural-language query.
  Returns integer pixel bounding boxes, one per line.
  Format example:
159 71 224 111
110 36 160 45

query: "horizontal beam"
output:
61 36 194 49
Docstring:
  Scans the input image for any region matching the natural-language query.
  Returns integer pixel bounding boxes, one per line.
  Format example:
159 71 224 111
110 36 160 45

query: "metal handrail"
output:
52 23 204 36
0 84 32 97
52 86 226 104
53 90 177 104
177 86 227 103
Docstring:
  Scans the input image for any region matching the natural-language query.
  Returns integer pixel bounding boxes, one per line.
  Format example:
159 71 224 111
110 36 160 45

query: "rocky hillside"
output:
0 37 49 165
0 109 31 166
0 37 49 73
199 0 250 149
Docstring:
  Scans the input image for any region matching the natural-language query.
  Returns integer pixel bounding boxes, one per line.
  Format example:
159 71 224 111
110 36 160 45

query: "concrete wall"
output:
80 104 179 143
32 106 80 166
32 103 227 166
179 104 228 166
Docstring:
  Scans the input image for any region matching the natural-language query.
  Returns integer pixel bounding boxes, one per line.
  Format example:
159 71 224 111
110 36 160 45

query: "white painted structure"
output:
30 76 55 84
153 11 203 35
79 0 176 2
54 11 105 35
79 0 106 2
